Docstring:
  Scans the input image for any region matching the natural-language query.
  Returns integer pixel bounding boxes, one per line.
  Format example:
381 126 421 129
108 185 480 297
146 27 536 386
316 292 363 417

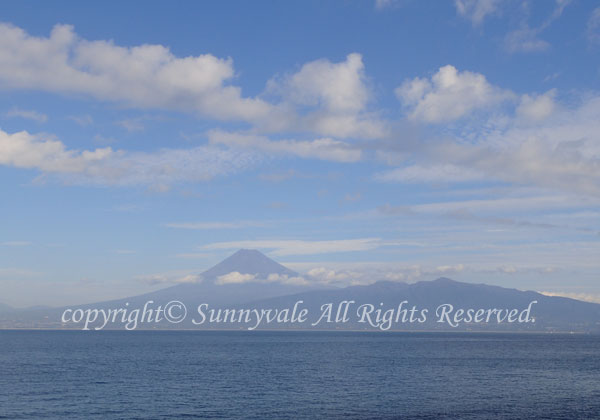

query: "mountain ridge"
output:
1 250 599 331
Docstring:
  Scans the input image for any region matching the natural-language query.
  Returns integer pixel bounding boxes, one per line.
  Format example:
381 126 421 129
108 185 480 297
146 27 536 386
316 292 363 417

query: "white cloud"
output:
395 65 514 123
208 130 361 163
498 265 517 274
516 89 556 121
307 267 364 285
435 264 465 274
267 53 386 139
215 271 256 285
279 53 368 115
0 129 113 173
389 70 600 196
203 238 383 256
447 95 600 196
540 291 600 304
215 271 308 286
4 107 47 123
287 261 595 288
303 264 463 286
0 23 272 122
375 164 484 184
0 128 260 187
454 0 501 25
266 273 308 286
0 24 385 140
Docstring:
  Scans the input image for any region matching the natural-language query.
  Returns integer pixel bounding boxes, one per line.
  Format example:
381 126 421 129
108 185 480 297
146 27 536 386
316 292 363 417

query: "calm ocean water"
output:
0 331 599 419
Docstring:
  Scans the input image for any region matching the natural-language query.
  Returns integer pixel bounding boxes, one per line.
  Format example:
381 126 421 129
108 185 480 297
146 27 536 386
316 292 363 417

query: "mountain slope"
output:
2 251 599 332
237 278 600 332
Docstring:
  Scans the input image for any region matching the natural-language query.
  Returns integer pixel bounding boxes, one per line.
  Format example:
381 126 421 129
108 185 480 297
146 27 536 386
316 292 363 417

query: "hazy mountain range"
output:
1 249 599 332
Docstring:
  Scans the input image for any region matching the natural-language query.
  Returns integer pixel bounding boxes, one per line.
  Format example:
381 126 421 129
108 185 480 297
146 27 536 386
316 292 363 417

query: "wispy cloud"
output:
504 26 550 53
454 0 501 25
375 164 485 184
165 221 266 230
116 115 165 132
203 238 383 256
540 291 600 304
67 114 93 126
0 267 39 277
296 263 466 286
374 0 397 11
387 67 600 197
113 249 136 255
116 118 145 132
344 192 362 202
404 195 599 214
0 128 260 188
1 241 31 246
174 252 214 259
135 271 202 285
208 130 362 163
93 134 117 144
4 107 47 123
259 169 302 182
455 0 571 53
588 7 600 45
503 0 571 53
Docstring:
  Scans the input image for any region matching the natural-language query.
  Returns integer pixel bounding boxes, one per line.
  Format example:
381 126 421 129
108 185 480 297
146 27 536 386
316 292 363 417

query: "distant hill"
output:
235 278 600 332
2 250 599 332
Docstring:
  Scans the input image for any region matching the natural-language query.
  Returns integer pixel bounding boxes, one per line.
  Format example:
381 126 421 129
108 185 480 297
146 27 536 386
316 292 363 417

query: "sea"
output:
0 331 599 419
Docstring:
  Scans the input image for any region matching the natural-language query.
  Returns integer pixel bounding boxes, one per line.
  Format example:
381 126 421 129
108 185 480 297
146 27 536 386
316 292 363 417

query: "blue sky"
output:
1 0 599 307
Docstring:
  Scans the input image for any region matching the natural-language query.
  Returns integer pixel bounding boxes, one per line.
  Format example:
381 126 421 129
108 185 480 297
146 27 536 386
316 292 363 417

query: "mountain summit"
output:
119 248 313 307
200 249 297 281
